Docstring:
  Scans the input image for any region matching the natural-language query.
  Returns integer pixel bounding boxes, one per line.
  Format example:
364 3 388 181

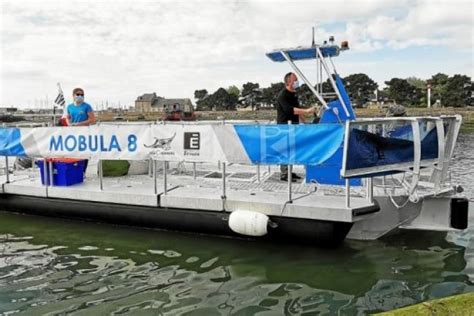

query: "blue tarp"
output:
344 128 439 177
266 45 340 62
0 128 25 156
234 124 344 165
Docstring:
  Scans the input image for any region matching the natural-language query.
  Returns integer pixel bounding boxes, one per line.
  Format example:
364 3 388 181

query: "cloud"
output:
352 0 473 50
0 0 472 108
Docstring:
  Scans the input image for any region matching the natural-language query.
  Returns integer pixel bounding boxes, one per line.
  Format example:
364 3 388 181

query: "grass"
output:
375 292 474 316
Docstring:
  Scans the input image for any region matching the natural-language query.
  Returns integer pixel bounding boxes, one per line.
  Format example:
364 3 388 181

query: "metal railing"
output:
1 116 461 210
340 115 462 206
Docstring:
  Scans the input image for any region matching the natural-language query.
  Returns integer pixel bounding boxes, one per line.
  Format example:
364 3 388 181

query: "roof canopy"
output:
266 45 340 62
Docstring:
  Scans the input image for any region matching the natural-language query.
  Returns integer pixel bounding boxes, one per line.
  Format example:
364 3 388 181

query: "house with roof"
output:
135 93 194 113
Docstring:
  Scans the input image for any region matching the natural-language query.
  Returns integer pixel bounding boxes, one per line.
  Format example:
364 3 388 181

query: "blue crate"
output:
36 159 86 186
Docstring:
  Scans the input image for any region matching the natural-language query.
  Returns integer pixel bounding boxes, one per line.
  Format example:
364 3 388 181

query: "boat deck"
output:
0 160 377 223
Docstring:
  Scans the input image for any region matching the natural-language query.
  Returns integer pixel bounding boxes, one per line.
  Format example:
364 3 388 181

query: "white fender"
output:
228 210 269 237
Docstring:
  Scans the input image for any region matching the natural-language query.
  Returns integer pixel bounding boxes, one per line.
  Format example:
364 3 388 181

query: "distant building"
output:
135 93 193 113
0 107 18 114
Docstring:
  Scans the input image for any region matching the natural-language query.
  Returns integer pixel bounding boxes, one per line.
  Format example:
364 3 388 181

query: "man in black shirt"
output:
276 72 316 181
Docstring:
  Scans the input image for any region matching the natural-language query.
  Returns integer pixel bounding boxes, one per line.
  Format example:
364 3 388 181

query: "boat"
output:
163 103 196 121
0 38 469 247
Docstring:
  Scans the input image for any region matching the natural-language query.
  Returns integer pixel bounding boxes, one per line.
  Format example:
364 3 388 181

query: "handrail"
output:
408 120 421 196
341 116 461 196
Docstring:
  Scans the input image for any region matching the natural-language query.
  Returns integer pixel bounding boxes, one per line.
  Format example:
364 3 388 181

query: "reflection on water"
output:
0 211 473 315
0 134 473 315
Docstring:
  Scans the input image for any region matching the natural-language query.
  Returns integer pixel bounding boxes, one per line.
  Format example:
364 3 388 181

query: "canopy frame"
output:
270 45 351 119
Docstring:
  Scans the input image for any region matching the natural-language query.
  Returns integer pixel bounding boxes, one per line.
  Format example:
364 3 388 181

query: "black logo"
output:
184 132 200 150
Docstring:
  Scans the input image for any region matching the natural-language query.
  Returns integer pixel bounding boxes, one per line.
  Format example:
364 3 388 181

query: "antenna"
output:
312 27 315 46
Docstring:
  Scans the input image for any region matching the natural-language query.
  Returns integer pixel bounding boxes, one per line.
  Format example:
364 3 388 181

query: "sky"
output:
1 0 473 109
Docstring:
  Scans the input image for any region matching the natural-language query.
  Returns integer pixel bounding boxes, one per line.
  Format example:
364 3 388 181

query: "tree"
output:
343 73 378 107
194 89 208 101
241 82 259 97
426 73 472 107
384 78 423 106
297 83 317 107
321 80 333 93
468 81 474 107
239 82 262 110
240 89 263 110
261 82 284 107
427 73 449 105
428 73 449 87
406 77 427 106
443 75 472 107
206 87 238 111
406 77 427 90
194 89 210 111
227 85 240 98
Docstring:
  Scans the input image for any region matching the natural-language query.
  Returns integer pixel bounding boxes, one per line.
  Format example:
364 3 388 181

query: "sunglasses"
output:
75 94 84 96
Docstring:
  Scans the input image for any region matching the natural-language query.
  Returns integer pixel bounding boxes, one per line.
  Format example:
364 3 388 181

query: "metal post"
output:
366 178 373 203
222 162 226 199
256 165 260 182
288 165 293 202
345 178 351 208
148 159 152 177
163 161 168 195
2 123 7 182
193 162 197 179
281 51 328 109
315 47 350 117
48 161 54 187
409 120 422 195
319 59 323 94
427 85 431 108
316 58 319 93
99 160 103 191
43 159 48 197
5 156 10 183
287 120 293 203
153 160 157 194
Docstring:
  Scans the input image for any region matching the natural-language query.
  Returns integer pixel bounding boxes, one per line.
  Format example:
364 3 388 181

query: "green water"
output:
0 210 472 315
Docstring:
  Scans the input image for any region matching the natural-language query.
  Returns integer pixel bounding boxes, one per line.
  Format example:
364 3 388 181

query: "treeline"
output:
194 73 473 110
194 82 284 111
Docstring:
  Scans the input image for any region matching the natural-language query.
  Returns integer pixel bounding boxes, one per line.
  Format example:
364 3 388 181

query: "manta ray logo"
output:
144 132 176 151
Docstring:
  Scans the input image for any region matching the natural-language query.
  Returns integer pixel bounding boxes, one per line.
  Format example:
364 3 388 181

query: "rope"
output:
280 181 318 216
386 173 420 209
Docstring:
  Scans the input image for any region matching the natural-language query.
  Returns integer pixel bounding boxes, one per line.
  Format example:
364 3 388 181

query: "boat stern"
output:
400 195 469 232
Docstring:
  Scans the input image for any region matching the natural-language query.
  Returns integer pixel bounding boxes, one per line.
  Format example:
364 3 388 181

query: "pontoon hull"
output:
0 194 355 247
